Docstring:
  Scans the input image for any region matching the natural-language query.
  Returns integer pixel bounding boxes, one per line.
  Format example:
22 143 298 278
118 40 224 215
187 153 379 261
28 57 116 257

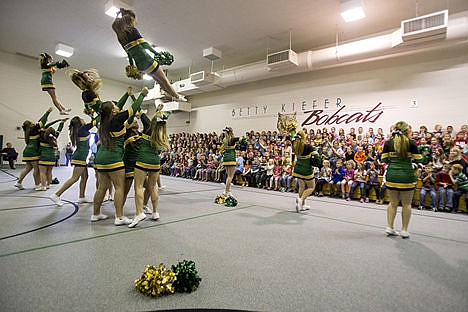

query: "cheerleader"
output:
129 105 170 228
220 127 245 197
39 52 70 114
292 130 321 212
15 107 53 190
111 8 184 101
381 121 422 238
38 118 68 191
91 88 147 225
123 115 141 203
68 68 133 115
49 115 99 206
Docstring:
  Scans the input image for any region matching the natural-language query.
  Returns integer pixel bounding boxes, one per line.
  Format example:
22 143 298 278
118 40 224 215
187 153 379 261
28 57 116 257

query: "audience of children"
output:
159 125 468 212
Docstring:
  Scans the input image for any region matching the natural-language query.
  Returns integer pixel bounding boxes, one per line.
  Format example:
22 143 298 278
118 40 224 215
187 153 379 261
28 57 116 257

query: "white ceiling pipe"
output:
203 11 468 90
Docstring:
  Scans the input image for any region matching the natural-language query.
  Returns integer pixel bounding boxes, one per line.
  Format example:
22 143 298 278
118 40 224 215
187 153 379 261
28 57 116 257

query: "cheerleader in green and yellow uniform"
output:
92 88 147 225
38 118 67 191
15 107 53 190
39 52 70 115
292 130 321 212
121 93 143 203
220 126 246 197
381 121 422 239
129 105 170 228
68 68 134 115
49 116 99 207
112 8 183 101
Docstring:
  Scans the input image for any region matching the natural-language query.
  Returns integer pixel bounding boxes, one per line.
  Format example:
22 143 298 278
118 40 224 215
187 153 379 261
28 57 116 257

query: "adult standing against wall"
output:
381 121 422 239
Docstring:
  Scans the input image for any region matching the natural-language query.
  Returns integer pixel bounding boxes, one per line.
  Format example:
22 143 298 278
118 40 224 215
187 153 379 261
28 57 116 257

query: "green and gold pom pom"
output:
154 51 174 66
125 65 143 80
225 196 238 207
135 263 176 297
215 194 226 204
171 260 202 293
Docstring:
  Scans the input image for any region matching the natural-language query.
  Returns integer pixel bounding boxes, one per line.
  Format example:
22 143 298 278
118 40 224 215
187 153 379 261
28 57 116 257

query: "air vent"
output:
172 78 202 96
402 10 448 42
190 71 220 86
161 101 191 112
266 49 298 70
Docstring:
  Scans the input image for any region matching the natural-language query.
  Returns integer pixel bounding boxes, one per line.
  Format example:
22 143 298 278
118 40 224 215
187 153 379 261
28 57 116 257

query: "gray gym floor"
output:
1 167 467 312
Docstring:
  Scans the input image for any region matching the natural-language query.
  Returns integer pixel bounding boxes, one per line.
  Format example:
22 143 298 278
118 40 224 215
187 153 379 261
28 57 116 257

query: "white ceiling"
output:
2 0 468 84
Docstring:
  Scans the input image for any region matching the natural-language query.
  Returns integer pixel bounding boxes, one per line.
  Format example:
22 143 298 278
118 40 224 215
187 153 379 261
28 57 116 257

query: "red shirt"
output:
435 171 453 190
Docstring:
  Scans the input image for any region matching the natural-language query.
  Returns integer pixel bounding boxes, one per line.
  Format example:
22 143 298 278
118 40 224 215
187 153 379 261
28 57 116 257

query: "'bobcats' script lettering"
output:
301 103 383 126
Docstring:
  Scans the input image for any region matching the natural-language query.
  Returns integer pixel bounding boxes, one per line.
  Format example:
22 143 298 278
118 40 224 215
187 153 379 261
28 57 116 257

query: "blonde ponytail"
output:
392 121 410 159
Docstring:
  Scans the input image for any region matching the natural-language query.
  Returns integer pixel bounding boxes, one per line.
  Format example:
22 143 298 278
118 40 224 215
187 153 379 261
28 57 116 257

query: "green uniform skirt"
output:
38 143 56 166
134 134 160 172
223 146 236 166
41 70 55 90
126 40 159 74
94 129 125 171
123 136 140 178
22 136 41 162
71 136 90 167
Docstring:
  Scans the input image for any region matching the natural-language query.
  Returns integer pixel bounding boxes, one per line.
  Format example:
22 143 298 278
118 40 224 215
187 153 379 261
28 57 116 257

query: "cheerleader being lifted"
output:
39 52 71 115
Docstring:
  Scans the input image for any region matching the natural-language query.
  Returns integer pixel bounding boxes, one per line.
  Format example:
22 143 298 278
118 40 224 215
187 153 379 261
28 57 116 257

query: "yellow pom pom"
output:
125 65 143 80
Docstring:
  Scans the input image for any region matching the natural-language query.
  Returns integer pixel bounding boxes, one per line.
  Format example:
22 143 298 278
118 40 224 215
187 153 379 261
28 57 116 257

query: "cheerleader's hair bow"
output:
223 126 232 133
392 129 403 137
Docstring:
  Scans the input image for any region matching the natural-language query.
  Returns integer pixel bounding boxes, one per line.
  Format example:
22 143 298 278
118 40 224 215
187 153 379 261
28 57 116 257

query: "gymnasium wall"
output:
1 45 468 163
0 50 139 162
168 46 468 136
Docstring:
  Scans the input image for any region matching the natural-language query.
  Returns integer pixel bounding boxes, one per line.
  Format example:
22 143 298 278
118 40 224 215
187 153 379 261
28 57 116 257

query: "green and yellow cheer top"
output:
292 144 321 180
381 139 422 190
22 110 51 162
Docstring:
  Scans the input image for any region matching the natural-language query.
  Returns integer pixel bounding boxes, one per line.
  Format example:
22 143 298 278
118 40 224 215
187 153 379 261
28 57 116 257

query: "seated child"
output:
449 164 468 212
418 163 437 211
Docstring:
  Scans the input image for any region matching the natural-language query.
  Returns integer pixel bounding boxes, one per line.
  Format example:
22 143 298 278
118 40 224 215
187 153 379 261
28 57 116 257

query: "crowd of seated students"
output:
160 124 468 211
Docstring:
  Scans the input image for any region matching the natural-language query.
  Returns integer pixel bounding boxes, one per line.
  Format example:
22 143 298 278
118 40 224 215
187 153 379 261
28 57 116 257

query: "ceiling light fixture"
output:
340 0 366 23
55 43 74 58
105 0 132 18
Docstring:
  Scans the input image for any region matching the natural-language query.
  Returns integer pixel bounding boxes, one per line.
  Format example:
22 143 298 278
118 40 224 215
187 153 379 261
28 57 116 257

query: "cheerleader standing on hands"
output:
91 88 147 225
49 115 99 206
39 52 70 115
292 130 321 212
15 107 53 190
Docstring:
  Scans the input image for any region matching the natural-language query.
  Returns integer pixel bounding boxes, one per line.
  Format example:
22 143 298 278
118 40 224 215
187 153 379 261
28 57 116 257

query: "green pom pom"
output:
225 196 238 207
171 260 202 293
155 51 174 66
